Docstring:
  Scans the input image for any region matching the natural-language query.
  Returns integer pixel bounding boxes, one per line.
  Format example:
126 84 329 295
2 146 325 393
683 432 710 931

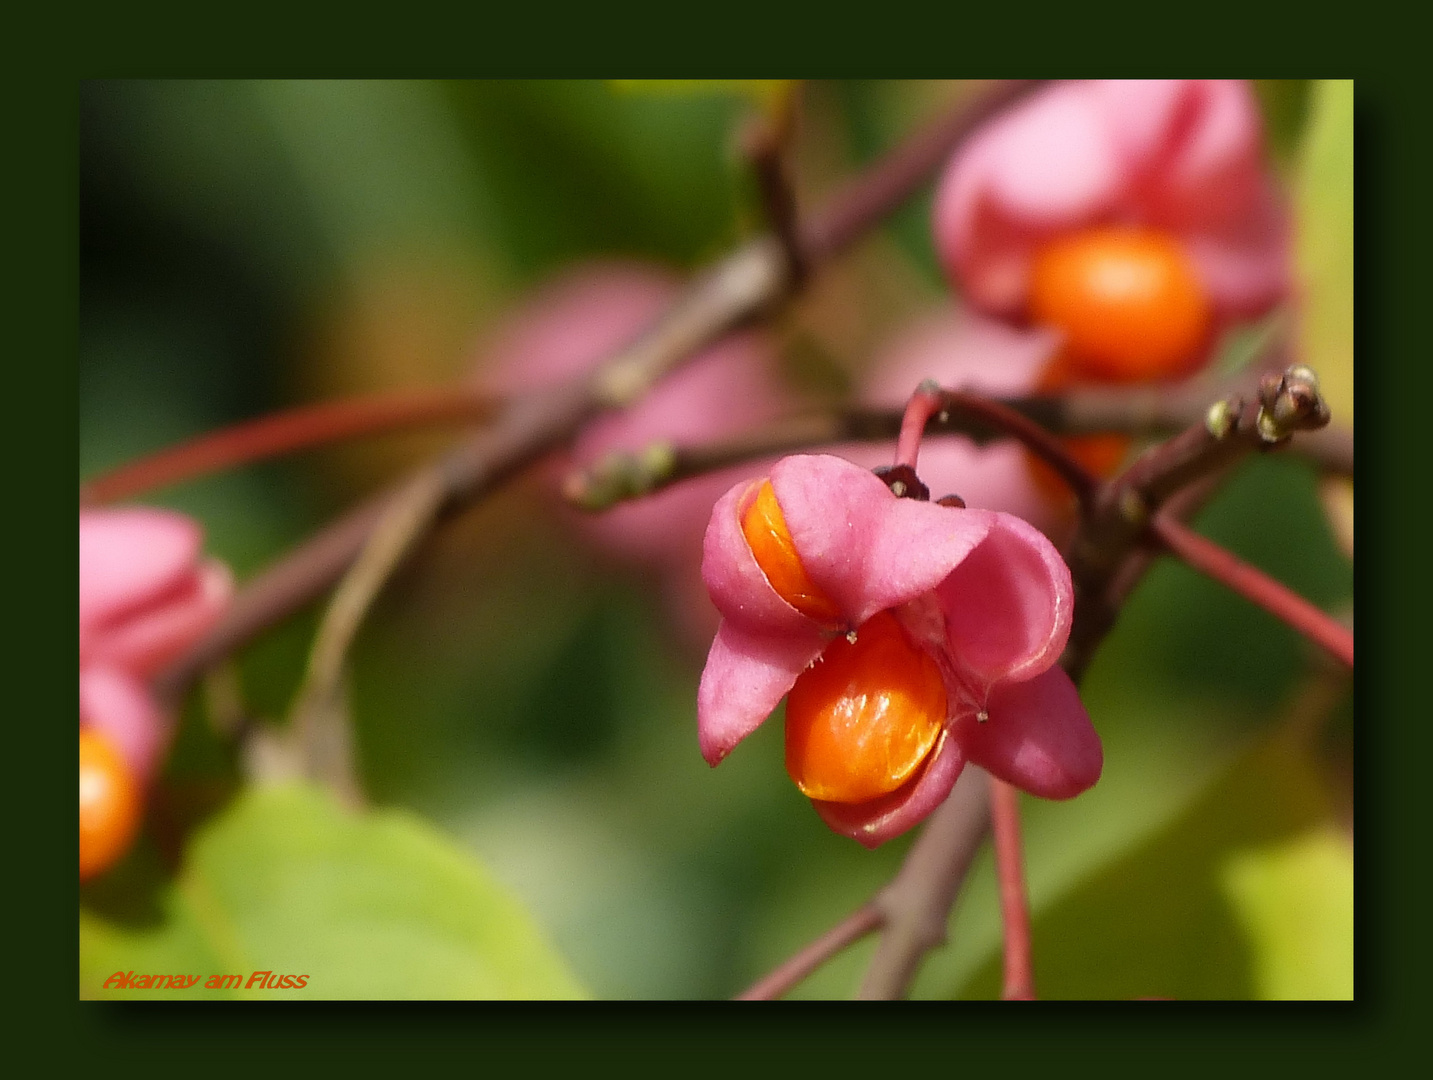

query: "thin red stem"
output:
895 382 944 472
990 777 1036 1001
1151 514 1354 668
81 385 497 505
800 81 1043 260
736 905 884 1001
940 389 1101 507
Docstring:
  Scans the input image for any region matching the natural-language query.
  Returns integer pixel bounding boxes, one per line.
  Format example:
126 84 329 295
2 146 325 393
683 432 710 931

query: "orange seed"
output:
785 610 947 803
80 728 142 882
1029 226 1212 383
740 480 843 624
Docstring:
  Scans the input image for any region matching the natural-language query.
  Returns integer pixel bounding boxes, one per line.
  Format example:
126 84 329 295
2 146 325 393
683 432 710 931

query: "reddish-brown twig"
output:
568 384 1107 514
733 767 992 1001
799 81 1041 261
1151 513 1354 668
934 388 1100 506
736 905 884 1001
153 381 593 700
857 767 993 998
81 386 497 505
563 361 1352 511
740 85 806 286
989 778 1036 1000
153 80 1046 701
1063 365 1335 679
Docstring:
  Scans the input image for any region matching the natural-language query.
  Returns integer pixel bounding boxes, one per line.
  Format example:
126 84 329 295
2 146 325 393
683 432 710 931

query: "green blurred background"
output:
79 80 1353 999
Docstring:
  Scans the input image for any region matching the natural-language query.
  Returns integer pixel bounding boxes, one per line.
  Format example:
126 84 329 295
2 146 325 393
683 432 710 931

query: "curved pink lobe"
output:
79 508 201 633
85 560 234 678
701 479 824 638
972 83 1124 224
1180 195 1288 319
810 730 967 849
1094 79 1187 171
769 455 994 630
697 619 825 766
839 437 1061 541
935 513 1073 696
79 666 170 784
954 665 1102 799
862 307 1061 409
1102 79 1264 232
576 330 783 464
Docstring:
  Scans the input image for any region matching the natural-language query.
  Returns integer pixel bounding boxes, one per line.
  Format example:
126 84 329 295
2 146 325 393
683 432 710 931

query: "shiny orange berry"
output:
80 728 141 882
1028 226 1212 383
740 479 843 624
785 610 947 804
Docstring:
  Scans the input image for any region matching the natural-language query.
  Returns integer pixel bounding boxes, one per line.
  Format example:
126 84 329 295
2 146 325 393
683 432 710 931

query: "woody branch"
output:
150 79 1045 705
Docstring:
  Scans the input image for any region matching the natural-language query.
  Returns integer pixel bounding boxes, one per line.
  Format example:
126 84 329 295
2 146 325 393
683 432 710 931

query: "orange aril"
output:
80 728 141 881
785 610 947 803
740 480 843 624
1028 226 1212 384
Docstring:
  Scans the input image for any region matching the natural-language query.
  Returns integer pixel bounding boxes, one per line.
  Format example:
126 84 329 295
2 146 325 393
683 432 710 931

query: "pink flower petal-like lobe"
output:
956 665 1102 799
935 513 1073 696
697 619 825 767
770 455 994 630
80 508 201 634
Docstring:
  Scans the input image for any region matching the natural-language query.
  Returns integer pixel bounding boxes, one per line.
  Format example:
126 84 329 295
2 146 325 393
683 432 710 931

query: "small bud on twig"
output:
563 442 678 511
1205 397 1241 440
1256 365 1331 445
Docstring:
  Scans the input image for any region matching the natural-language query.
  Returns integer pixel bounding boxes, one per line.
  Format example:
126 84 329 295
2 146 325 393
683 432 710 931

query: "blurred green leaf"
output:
1296 79 1354 425
910 686 1254 999
80 784 586 999
249 80 496 272
442 80 747 276
1221 826 1353 999
1253 80 1311 168
1111 455 1352 708
950 722 1343 999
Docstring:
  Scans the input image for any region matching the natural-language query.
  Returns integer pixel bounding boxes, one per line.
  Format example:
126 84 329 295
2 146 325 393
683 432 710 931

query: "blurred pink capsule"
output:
79 507 232 782
933 79 1287 329
480 261 799 641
